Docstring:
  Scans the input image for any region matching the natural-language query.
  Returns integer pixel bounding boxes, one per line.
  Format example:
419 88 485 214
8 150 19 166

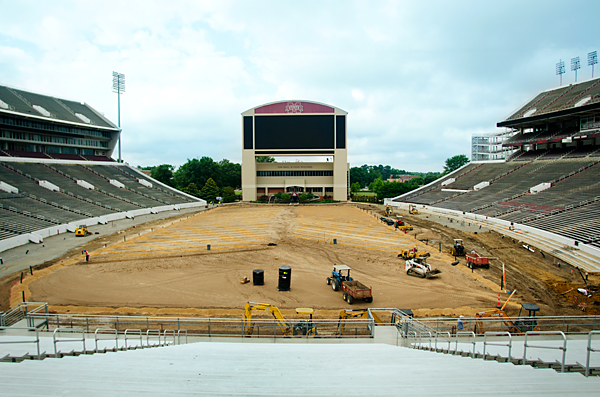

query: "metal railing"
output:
585 331 600 377
483 331 512 361
0 327 41 360
1 302 48 327
177 330 188 345
27 312 374 339
94 328 118 353
523 331 567 373
53 328 85 357
456 331 477 358
124 329 143 349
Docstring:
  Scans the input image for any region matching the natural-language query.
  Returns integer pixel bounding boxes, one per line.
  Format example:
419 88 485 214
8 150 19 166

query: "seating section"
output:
0 161 199 240
396 157 600 248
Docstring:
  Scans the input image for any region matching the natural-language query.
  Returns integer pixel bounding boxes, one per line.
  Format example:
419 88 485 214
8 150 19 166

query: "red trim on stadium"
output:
254 101 335 114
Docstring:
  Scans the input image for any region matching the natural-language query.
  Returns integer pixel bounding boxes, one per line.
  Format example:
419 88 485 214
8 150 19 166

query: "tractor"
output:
327 264 353 291
449 239 466 256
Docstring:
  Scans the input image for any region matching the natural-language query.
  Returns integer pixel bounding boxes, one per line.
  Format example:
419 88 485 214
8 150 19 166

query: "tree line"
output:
147 157 241 203
143 154 469 203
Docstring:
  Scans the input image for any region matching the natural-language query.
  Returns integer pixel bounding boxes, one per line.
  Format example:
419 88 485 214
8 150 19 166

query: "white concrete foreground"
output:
1 341 599 396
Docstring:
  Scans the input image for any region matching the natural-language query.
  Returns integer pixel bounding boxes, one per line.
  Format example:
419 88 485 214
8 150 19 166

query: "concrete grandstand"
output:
0 85 205 253
388 77 600 271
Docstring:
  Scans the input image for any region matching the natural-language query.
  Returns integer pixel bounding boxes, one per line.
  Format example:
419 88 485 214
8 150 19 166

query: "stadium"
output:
1 79 600 394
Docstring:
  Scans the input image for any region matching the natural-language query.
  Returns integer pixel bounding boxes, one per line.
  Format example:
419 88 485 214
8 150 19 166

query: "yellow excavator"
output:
398 246 430 260
338 308 383 335
385 205 394 216
408 204 419 215
243 302 317 337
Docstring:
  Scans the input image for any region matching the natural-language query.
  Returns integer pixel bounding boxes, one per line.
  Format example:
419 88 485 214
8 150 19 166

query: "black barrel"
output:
278 266 291 291
253 269 264 286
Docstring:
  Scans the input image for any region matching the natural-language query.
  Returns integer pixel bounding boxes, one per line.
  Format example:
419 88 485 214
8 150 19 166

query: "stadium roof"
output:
0 84 118 130
498 77 600 128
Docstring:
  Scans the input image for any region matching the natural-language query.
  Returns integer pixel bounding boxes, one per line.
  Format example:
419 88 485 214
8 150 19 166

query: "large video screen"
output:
254 115 334 149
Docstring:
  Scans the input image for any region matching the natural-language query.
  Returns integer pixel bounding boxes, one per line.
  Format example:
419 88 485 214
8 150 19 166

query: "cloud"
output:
0 0 599 172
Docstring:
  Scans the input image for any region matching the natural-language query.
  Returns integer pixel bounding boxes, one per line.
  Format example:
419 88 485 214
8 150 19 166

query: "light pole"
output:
556 60 565 86
589 51 598 78
571 56 581 83
112 71 125 163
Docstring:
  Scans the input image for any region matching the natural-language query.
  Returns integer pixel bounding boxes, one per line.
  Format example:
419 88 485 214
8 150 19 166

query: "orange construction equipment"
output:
474 290 541 334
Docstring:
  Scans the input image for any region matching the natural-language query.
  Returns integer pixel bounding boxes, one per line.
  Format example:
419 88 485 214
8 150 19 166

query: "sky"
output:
0 0 598 172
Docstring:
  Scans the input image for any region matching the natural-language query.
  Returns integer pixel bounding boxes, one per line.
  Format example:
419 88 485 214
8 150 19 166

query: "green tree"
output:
200 178 220 202
444 155 470 174
150 164 174 186
256 156 275 163
369 177 384 194
182 182 199 197
222 186 236 203
350 182 361 193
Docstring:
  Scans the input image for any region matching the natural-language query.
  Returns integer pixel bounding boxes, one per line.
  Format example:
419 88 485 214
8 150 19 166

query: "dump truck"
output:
465 252 490 269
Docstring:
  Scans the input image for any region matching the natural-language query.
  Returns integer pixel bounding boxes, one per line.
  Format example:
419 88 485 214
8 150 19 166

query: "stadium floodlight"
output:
556 59 565 86
112 71 125 163
589 51 598 78
571 56 581 82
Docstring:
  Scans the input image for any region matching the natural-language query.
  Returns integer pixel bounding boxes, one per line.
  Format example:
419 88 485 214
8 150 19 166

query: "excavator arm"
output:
244 302 292 336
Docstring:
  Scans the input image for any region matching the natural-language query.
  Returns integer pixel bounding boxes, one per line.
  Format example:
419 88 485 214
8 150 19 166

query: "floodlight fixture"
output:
556 59 565 86
571 56 581 82
112 71 125 163
589 51 598 78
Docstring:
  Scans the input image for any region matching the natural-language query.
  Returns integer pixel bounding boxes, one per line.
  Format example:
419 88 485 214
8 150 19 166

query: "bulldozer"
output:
408 204 419 215
75 225 91 237
474 290 541 334
404 257 441 278
449 238 466 256
243 302 317 337
398 246 430 260
337 308 383 335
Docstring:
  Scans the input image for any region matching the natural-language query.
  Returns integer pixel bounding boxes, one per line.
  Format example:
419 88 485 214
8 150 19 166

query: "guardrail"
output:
94 328 118 353
585 331 600 377
0 327 41 360
403 314 600 336
53 328 85 357
27 313 374 339
523 331 567 373
483 331 512 361
124 329 143 349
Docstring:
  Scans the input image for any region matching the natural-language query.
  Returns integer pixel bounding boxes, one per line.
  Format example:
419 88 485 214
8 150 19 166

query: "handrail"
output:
0 326 41 359
163 329 176 346
435 331 452 352
585 330 600 377
124 329 142 349
483 331 512 361
146 329 161 347
53 328 85 357
455 331 476 358
407 331 417 348
94 328 118 353
177 329 188 345
524 331 566 372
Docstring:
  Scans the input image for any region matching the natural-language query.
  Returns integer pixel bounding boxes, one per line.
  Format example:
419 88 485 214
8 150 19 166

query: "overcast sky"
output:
1 1 598 172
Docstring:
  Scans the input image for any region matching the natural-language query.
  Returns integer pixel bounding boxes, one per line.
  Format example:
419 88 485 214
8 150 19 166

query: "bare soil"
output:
6 204 597 318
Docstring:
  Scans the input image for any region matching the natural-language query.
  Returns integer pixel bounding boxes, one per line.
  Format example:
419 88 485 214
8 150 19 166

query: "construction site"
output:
6 203 597 320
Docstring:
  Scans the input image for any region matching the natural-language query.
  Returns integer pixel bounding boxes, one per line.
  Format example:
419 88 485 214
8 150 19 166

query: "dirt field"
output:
9 204 599 318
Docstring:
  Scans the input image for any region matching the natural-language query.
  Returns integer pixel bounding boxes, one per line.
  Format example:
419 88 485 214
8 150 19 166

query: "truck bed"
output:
342 280 372 299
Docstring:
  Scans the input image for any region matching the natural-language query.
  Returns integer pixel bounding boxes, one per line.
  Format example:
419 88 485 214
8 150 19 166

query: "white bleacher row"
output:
1 336 599 395
0 161 201 241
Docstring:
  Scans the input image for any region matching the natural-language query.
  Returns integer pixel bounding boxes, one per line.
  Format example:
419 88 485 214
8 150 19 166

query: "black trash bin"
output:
278 266 291 291
253 269 264 286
